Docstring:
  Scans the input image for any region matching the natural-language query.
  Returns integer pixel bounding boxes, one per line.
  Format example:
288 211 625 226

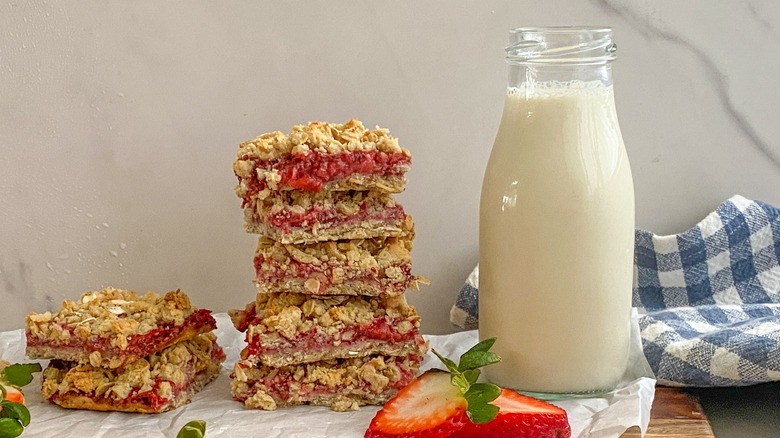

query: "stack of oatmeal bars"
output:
25 288 225 413
229 119 427 411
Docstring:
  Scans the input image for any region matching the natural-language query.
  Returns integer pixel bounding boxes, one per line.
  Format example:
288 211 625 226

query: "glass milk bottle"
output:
479 27 635 395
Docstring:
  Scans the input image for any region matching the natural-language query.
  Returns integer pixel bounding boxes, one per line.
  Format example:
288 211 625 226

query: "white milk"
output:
479 82 635 393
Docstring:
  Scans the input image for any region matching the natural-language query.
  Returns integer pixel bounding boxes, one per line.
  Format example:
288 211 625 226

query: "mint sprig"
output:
0 362 41 438
0 398 31 438
432 337 502 424
1 364 42 388
177 420 206 438
0 417 24 438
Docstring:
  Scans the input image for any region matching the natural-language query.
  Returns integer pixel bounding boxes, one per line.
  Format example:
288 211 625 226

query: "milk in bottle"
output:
479 27 635 394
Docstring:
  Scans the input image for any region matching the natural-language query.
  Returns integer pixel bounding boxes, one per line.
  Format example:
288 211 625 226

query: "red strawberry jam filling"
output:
123 378 172 411
26 309 216 364
240 150 410 197
245 317 420 359
266 201 405 233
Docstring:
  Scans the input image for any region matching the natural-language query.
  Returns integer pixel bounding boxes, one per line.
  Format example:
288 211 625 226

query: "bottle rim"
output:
506 26 617 65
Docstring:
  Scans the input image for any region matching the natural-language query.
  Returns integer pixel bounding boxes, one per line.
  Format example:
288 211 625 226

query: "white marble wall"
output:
1 1 779 333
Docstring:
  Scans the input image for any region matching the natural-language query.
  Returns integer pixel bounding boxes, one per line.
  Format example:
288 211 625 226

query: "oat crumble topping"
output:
257 231 413 269
234 293 420 341
249 187 399 212
235 119 408 163
26 288 198 343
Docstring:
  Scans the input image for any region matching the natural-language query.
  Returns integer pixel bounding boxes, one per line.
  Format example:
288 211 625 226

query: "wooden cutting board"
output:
620 387 715 438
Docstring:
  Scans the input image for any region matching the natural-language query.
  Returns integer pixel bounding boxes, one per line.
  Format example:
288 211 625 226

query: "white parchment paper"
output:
0 313 655 438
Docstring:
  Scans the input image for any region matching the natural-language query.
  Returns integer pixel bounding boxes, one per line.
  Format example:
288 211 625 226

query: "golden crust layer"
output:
237 339 426 369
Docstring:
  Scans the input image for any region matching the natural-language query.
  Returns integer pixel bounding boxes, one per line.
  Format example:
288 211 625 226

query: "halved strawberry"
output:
452 388 571 438
365 369 470 438
365 337 572 438
1 383 25 404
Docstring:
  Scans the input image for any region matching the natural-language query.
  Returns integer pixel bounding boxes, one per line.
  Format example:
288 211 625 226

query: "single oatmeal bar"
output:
243 189 412 243
26 288 217 369
229 293 427 368
253 220 425 296
230 353 422 411
234 119 411 197
41 333 225 414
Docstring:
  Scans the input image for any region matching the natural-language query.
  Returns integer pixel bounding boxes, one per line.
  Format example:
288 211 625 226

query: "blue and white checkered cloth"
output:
451 195 780 387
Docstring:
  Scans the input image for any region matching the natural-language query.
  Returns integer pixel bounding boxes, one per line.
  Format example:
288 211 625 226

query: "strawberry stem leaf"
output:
464 383 502 424
431 349 459 375
463 369 481 385
449 373 469 394
459 351 501 372
432 338 504 425
464 337 497 355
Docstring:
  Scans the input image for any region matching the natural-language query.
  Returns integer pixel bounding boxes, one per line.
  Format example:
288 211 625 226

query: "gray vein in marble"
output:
746 2 774 32
596 0 780 168
0 257 51 308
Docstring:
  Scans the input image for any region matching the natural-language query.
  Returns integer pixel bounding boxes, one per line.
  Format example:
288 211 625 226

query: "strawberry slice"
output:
365 370 470 438
452 388 571 438
1 384 24 405
365 337 571 438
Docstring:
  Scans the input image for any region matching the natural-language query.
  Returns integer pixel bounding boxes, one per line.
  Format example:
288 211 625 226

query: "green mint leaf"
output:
177 425 204 438
463 369 480 385
463 337 497 355
177 420 206 438
464 382 502 424
0 402 30 427
458 350 501 372
431 349 459 375
2 364 42 387
0 417 24 438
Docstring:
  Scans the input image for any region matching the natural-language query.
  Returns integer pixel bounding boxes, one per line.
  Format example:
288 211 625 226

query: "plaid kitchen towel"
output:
451 195 780 386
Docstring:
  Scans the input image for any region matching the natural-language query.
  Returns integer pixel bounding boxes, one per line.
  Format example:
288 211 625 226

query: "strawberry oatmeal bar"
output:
233 119 411 195
242 189 412 243
41 333 225 414
230 119 427 413
229 293 426 368
253 222 424 296
230 353 422 412
26 288 217 369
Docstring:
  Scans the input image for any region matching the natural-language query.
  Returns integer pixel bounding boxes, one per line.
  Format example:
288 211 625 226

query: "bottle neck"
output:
507 62 614 91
